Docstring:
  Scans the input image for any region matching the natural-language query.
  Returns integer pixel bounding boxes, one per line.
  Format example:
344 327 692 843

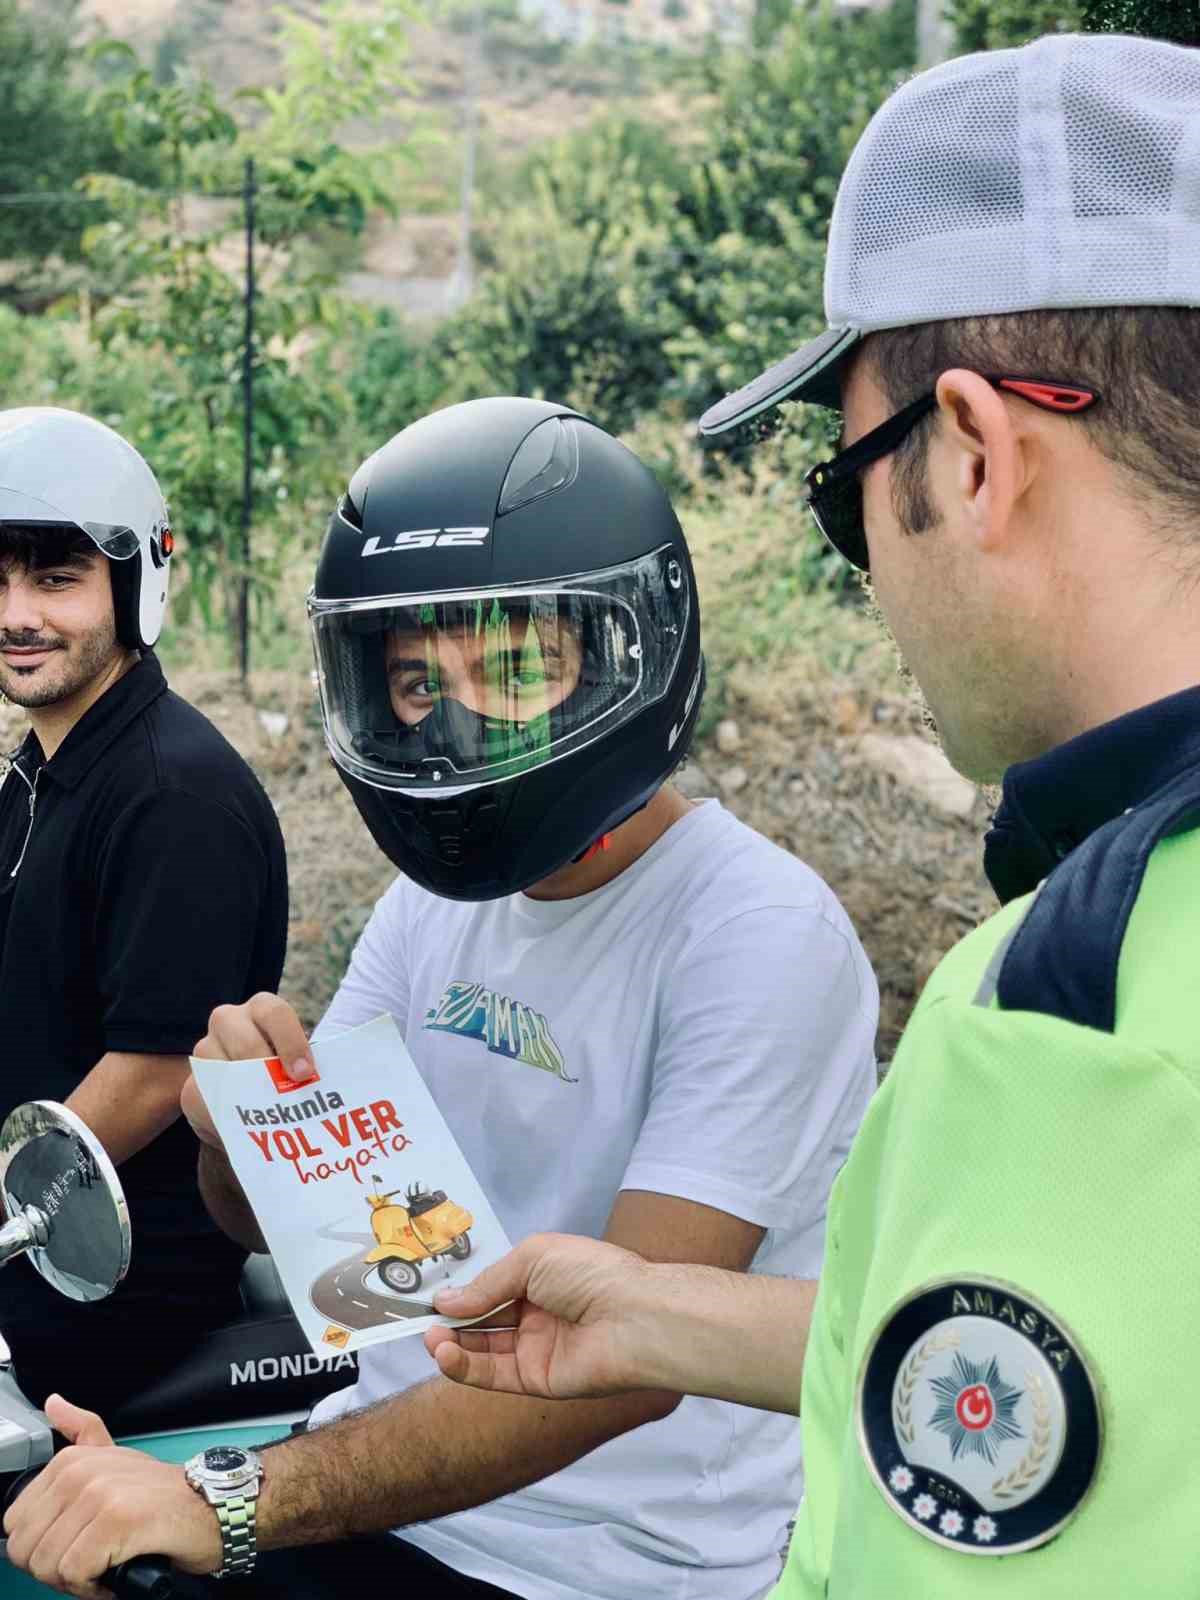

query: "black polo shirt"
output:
0 651 287 1353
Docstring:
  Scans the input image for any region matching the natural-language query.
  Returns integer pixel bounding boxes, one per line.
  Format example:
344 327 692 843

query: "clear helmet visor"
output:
310 546 690 791
0 488 140 559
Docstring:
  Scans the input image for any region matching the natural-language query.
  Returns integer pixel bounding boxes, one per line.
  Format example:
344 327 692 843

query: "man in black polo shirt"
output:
0 407 287 1415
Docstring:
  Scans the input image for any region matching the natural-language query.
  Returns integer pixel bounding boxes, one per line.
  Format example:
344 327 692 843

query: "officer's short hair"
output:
864 306 1200 543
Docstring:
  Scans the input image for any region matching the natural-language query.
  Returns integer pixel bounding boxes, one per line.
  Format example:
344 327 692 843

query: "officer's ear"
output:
932 370 1037 561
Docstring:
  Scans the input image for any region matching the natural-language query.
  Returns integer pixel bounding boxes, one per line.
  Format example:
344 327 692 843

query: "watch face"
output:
204 1447 249 1473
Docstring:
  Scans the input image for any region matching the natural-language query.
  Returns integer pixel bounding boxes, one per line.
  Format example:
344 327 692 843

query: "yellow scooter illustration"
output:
363 1177 474 1295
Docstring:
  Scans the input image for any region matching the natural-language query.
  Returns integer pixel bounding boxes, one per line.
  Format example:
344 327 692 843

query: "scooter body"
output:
364 1183 473 1283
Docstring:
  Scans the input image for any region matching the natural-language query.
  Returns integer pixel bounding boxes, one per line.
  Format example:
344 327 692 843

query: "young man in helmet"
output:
8 399 877 1600
0 407 288 1416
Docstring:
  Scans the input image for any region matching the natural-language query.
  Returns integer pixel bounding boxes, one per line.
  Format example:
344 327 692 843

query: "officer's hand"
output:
184 993 315 1151
425 1233 654 1400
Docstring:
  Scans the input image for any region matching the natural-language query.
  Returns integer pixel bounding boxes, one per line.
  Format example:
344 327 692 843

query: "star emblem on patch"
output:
927 1352 1024 1464
855 1277 1102 1555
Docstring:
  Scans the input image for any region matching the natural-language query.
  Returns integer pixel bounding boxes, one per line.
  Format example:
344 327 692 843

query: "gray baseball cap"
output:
699 31 1200 434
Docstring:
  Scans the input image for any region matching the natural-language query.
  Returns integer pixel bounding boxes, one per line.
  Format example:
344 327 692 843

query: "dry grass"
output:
686 674 994 1059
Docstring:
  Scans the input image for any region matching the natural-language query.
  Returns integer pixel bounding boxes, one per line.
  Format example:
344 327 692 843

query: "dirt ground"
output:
0 654 995 1061
690 672 996 1060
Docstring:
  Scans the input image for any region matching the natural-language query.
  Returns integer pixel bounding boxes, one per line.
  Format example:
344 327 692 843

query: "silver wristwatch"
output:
183 1445 266 1579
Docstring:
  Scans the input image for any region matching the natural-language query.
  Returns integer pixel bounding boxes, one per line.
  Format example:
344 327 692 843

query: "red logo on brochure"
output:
265 1055 320 1094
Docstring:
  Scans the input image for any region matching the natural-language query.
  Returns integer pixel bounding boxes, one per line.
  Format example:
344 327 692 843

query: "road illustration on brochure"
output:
310 1250 440 1330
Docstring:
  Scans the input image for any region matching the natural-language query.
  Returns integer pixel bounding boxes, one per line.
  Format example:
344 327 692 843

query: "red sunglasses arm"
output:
992 378 1100 413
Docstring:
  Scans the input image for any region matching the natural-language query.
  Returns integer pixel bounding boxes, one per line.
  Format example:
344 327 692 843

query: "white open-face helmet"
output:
0 407 172 649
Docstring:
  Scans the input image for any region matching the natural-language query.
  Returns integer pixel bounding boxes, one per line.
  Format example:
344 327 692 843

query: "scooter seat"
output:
106 1309 358 1438
238 1253 293 1319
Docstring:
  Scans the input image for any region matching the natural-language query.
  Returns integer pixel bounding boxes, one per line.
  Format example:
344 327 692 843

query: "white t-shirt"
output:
308 799 877 1600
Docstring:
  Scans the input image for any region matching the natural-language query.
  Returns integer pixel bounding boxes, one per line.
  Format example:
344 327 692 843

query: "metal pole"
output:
451 0 481 310
239 156 256 689
917 0 952 65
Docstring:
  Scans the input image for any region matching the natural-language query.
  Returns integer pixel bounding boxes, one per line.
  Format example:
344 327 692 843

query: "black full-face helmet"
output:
309 397 705 900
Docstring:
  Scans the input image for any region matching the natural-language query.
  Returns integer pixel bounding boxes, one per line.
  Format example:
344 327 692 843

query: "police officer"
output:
409 30 1200 1600
0 408 287 1415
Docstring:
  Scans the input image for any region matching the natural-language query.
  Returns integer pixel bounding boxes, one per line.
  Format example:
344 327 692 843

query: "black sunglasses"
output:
804 375 1101 573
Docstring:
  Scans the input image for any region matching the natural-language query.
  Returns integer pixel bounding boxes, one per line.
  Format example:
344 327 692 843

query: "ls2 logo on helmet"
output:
362 528 490 557
856 1277 1102 1556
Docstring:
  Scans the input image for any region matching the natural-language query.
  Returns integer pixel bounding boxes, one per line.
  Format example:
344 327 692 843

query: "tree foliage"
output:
0 0 164 298
944 0 1082 52
946 0 1198 50
21 0 1192 636
433 119 679 429
658 2 914 427
439 0 916 441
219 1 428 240
67 2 426 640
1082 0 1200 41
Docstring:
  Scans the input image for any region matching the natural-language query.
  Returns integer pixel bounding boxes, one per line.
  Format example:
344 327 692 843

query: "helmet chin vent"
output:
427 804 466 864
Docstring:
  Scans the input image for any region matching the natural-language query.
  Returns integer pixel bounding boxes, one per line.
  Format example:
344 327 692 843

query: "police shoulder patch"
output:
855 1277 1102 1555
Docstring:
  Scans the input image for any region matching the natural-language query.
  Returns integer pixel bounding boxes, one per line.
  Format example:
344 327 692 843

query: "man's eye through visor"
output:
804 376 1100 572
308 546 691 792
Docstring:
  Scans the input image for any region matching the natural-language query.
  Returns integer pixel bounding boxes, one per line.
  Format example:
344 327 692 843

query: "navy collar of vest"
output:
15 651 168 791
984 683 1200 905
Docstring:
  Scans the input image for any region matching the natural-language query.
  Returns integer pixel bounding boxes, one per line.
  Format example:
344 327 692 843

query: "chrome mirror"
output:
0 1101 130 1301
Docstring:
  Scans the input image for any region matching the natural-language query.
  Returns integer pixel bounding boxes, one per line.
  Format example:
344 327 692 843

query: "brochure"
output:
190 1013 512 1356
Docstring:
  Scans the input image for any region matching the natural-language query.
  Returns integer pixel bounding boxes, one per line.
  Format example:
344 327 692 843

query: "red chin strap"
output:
577 832 613 864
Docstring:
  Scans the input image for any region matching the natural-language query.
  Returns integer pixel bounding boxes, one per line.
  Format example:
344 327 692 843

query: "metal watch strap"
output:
213 1494 258 1579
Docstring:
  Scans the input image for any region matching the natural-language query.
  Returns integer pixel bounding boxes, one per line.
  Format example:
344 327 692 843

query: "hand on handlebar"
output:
2 1396 221 1599
184 992 316 1151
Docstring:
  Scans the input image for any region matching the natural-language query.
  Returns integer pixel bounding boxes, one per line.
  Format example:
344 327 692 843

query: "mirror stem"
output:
0 1205 50 1267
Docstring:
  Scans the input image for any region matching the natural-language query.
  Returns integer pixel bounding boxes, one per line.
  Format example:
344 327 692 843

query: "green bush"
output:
658 0 915 411
432 118 682 429
435 1 915 432
945 0 1083 51
1082 0 1199 39
344 306 451 442
55 2 431 654
947 0 1198 48
420 1 917 590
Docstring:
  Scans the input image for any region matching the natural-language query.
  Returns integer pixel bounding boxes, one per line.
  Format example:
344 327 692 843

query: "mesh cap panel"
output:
826 33 1200 333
